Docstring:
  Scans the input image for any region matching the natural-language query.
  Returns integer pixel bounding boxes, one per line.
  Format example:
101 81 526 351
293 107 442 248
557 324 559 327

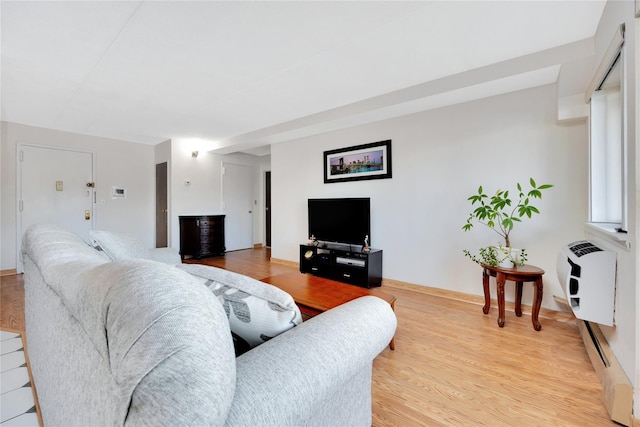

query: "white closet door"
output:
222 162 253 251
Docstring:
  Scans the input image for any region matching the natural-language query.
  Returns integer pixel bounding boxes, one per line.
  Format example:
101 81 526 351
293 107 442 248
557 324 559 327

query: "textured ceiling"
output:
1 1 605 155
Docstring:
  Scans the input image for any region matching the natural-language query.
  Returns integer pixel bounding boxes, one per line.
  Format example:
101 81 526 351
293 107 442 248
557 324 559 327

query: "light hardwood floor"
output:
1 249 614 426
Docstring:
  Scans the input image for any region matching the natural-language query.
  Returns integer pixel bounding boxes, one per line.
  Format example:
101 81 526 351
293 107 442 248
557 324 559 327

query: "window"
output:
590 53 624 225
587 24 627 246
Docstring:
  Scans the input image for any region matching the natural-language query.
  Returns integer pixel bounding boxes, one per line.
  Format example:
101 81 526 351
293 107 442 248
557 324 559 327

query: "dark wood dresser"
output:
179 215 225 260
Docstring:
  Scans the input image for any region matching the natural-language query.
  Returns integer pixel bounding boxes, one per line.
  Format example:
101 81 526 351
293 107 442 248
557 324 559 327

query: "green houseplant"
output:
462 178 553 267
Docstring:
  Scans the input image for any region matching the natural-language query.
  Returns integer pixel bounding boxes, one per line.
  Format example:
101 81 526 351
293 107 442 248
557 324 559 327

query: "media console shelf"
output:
299 244 382 288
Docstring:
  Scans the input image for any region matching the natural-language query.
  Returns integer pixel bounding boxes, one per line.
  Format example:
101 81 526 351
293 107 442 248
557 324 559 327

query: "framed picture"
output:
324 139 392 184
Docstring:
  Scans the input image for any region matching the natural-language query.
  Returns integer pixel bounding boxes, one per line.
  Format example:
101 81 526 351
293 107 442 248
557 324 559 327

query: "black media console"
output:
299 244 383 288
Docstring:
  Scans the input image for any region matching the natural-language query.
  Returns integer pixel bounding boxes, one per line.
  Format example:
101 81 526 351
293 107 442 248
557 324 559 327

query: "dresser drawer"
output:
200 233 213 243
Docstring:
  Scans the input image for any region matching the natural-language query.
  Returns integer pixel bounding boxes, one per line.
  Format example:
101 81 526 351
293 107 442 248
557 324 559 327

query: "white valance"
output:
585 23 625 103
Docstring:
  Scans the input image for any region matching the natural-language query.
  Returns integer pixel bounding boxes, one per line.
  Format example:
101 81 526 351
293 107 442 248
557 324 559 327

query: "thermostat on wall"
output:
111 186 126 199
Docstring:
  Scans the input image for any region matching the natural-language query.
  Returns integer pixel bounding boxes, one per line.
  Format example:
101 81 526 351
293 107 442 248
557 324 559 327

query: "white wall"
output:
168 141 265 252
272 84 587 312
588 0 638 415
0 123 267 271
1 121 155 269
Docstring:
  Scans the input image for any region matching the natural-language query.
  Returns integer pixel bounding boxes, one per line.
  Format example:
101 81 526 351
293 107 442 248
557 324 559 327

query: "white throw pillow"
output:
178 264 302 352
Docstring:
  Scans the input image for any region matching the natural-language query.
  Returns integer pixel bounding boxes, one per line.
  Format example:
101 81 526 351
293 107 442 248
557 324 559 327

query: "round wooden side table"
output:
482 264 545 331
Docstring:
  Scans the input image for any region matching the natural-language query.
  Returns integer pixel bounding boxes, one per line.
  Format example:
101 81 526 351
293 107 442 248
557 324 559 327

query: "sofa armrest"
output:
149 247 182 265
225 295 396 426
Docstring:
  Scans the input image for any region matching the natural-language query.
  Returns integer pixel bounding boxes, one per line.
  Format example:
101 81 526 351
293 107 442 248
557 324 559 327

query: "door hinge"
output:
19 200 23 212
19 151 24 162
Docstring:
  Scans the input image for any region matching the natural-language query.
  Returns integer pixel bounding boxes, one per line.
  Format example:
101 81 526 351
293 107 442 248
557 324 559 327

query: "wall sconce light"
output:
192 151 199 158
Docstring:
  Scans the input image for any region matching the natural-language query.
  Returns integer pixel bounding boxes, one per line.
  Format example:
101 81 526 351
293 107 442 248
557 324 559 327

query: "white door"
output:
17 144 94 272
222 162 253 251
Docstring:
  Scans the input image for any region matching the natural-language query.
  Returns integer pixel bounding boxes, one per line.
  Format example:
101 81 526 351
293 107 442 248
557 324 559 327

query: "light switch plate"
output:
56 180 63 191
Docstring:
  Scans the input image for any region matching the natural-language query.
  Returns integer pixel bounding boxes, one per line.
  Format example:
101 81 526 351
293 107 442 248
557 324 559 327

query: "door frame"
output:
16 142 97 272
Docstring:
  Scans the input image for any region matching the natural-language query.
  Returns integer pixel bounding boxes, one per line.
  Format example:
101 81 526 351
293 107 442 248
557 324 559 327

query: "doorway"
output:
265 171 271 247
155 162 168 247
17 144 94 272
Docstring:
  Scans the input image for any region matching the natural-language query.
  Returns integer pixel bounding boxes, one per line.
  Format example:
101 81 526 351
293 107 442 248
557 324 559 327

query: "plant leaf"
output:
529 189 542 198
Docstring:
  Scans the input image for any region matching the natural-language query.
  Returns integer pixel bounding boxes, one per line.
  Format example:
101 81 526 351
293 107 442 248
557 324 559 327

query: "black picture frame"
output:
323 140 392 184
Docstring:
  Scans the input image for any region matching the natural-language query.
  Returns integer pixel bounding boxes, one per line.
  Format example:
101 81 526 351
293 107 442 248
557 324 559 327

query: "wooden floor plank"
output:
1 248 614 426
0 274 25 332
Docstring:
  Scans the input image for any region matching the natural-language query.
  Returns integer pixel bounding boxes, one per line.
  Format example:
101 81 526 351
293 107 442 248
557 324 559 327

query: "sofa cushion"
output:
178 264 302 354
148 247 182 265
88 230 150 261
88 230 182 264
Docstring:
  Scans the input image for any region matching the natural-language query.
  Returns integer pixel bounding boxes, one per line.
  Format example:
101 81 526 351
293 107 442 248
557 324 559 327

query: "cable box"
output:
336 257 366 268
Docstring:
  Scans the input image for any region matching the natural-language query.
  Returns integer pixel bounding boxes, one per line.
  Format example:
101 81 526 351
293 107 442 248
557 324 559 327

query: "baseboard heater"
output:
578 320 633 426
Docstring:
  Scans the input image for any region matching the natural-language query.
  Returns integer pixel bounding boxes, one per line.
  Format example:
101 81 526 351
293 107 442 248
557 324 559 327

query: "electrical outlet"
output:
56 180 63 191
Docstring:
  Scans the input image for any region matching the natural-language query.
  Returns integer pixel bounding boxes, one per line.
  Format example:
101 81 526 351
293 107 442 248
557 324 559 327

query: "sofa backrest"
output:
22 224 237 425
76 260 237 425
21 223 109 276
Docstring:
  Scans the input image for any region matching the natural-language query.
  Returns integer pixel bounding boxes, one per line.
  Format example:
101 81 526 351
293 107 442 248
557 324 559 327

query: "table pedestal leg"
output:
482 269 490 314
515 281 523 317
532 278 543 331
497 273 505 328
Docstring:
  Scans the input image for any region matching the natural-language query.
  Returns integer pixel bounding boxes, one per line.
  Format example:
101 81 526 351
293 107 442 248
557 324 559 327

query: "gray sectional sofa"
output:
22 224 397 426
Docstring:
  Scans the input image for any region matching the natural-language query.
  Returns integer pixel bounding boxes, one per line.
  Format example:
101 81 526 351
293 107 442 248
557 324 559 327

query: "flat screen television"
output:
308 198 371 247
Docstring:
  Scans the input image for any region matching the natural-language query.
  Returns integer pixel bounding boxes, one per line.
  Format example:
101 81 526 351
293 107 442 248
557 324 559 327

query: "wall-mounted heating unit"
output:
556 240 616 326
558 241 631 425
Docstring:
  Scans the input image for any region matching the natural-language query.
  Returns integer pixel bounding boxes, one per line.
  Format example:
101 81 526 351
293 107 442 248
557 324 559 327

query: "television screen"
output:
308 198 371 247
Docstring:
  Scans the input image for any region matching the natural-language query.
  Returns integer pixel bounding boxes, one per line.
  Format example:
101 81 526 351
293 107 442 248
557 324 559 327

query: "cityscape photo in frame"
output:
324 140 392 184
